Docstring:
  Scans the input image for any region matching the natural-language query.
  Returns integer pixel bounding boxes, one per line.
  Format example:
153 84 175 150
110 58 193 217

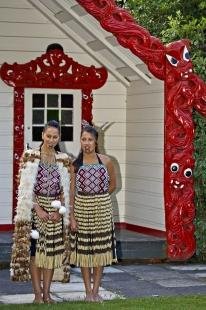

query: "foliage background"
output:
116 0 206 260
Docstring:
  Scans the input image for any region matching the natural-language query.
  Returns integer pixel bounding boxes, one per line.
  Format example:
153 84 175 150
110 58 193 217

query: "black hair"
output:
81 125 98 142
39 120 61 152
43 120 60 132
73 125 99 172
46 43 64 52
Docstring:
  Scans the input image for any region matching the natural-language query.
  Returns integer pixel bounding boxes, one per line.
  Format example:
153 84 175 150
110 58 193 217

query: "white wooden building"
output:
0 0 164 235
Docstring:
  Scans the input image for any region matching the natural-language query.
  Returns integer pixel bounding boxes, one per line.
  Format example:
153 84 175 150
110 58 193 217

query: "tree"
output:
116 0 206 77
116 0 206 260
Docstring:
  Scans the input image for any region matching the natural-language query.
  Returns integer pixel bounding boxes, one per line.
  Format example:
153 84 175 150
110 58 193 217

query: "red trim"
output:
0 224 14 231
115 222 166 238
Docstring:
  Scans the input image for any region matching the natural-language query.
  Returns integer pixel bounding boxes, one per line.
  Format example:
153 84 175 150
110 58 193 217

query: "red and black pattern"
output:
34 163 61 197
76 164 109 194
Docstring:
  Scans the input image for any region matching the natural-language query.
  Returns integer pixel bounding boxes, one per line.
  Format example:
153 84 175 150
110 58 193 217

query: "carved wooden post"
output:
77 0 206 260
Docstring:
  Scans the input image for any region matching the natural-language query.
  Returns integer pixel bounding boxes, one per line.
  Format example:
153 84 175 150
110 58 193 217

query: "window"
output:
31 93 74 142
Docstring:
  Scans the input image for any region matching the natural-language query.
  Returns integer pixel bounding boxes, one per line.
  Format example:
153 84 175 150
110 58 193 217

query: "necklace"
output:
40 151 56 165
83 153 98 165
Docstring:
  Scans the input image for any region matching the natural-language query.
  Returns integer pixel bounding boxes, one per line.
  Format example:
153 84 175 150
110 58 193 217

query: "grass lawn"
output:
0 296 206 310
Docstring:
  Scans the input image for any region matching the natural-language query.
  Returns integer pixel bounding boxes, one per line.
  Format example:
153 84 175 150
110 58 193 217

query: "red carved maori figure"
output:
77 0 206 260
165 40 206 259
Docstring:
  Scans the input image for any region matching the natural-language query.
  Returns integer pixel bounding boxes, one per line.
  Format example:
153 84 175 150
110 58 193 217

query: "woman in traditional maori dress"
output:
11 120 70 304
70 124 117 302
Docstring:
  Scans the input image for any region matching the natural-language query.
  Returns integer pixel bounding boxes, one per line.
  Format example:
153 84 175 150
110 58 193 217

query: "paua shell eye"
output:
184 168 192 178
83 94 88 100
166 54 179 67
170 163 179 173
183 46 190 62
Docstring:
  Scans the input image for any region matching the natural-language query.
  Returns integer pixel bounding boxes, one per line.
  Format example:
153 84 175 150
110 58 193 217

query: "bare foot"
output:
33 292 43 304
43 297 56 304
43 293 56 304
84 293 94 302
93 294 103 303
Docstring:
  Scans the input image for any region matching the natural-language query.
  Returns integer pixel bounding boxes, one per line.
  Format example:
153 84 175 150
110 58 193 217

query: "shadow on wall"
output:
59 142 76 161
94 122 122 224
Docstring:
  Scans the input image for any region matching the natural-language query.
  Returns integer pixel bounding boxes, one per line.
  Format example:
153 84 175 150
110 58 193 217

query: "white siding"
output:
0 1 165 230
0 0 126 225
93 81 127 223
0 81 13 224
125 78 165 231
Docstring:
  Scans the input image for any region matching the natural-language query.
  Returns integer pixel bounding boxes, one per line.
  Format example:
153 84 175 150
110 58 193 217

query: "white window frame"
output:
24 88 82 157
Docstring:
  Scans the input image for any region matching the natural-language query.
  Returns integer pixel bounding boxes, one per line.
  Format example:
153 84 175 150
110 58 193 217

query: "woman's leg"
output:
81 267 93 301
92 266 104 301
30 257 43 303
42 268 54 303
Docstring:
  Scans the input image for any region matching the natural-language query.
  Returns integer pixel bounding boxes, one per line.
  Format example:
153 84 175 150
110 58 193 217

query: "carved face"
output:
168 158 194 190
165 40 193 81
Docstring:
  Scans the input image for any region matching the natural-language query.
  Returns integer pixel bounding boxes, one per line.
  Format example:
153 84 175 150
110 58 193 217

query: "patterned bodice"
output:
34 162 61 197
76 163 109 194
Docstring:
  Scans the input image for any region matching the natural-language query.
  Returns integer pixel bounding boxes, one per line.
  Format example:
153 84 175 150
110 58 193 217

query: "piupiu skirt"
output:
70 192 117 267
31 195 64 269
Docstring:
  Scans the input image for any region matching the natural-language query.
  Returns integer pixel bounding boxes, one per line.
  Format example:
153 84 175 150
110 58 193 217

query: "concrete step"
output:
0 229 166 265
0 232 12 265
115 229 166 261
0 244 11 263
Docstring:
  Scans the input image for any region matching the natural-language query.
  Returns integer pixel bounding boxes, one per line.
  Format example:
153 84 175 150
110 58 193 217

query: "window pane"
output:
47 94 58 107
32 126 44 141
33 94 45 108
33 110 44 124
47 110 59 122
61 94 73 108
61 110 73 124
61 126 73 141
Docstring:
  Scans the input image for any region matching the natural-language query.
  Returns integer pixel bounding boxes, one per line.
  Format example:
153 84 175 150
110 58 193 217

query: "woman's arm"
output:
107 160 116 194
69 164 78 231
103 155 116 194
69 164 76 212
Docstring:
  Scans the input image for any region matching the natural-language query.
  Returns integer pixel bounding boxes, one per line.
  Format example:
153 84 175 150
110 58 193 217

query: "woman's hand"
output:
49 211 62 223
70 214 78 232
34 204 50 222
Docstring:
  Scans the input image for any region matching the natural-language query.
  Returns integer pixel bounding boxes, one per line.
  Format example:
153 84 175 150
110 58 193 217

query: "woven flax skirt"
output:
70 193 117 267
32 195 64 269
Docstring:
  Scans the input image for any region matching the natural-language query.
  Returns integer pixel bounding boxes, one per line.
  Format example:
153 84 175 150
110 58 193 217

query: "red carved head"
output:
165 39 193 83
167 151 194 191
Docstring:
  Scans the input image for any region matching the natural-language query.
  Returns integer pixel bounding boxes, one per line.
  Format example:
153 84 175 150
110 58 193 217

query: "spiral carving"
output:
165 40 206 260
0 0 206 260
13 88 24 218
77 1 206 260
0 49 107 89
77 0 165 80
82 90 93 123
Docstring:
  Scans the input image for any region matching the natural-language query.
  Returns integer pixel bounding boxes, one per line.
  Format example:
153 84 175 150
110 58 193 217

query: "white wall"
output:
0 0 126 225
93 82 127 223
125 77 165 231
0 80 13 224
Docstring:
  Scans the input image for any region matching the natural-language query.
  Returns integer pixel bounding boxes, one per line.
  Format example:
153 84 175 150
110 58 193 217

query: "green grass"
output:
1 296 206 310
